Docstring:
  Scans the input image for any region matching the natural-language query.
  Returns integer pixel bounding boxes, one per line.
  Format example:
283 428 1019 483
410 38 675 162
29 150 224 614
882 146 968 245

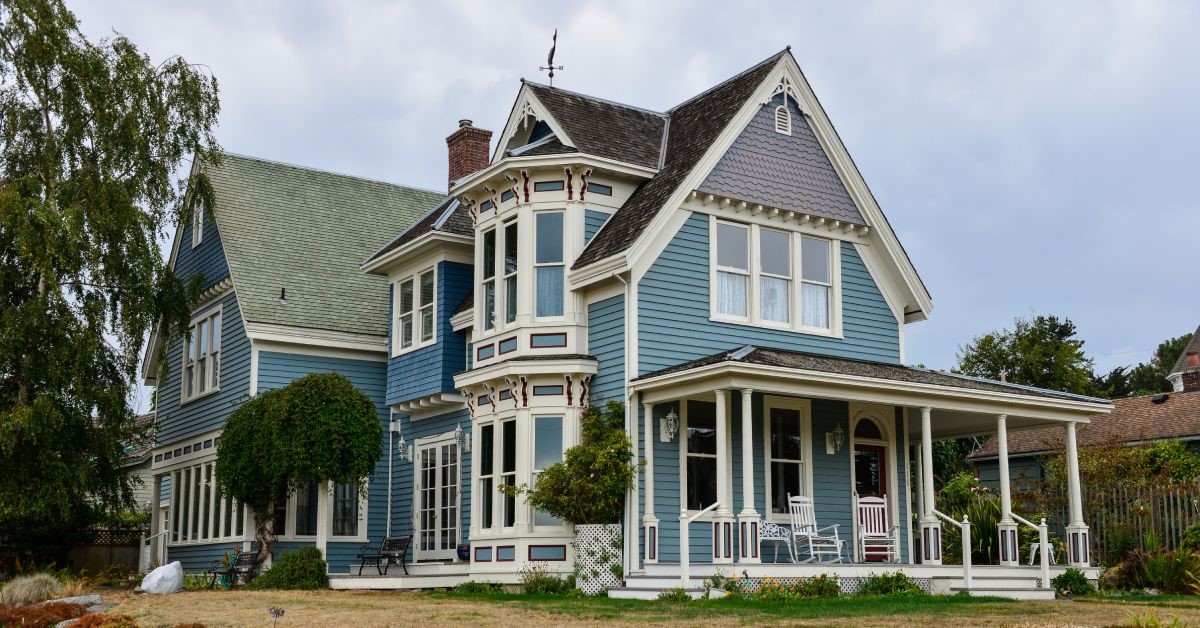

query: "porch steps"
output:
946 574 1054 601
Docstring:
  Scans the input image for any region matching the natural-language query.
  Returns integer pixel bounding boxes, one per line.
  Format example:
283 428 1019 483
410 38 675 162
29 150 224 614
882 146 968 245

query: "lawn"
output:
103 588 1200 627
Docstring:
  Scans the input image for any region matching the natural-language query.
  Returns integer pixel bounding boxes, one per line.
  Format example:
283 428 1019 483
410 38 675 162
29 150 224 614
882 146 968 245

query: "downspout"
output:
387 409 396 537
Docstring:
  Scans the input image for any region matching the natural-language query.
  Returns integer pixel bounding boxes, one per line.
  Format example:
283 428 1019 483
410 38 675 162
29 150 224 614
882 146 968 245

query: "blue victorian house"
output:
142 49 1110 598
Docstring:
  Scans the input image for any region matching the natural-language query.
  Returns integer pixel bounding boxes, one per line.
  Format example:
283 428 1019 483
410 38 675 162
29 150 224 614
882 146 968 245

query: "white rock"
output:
43 594 101 606
141 561 184 594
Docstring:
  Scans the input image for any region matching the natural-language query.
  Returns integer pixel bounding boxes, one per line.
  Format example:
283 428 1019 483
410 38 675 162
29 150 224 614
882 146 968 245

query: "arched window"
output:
774 105 791 135
854 418 883 440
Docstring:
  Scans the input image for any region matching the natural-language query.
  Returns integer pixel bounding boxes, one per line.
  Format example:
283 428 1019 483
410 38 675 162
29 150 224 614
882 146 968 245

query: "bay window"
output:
183 309 221 402
501 419 517 527
503 221 518 324
478 424 494 530
482 228 496 330
168 462 245 545
394 267 436 353
532 416 564 526
684 401 718 511
534 211 564 317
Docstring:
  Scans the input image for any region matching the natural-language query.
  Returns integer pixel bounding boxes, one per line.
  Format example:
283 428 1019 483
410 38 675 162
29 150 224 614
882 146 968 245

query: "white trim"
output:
393 394 467 420
191 203 204 248
413 432 464 561
453 357 597 389
450 307 474 331
903 409 913 564
678 398 718 519
761 395 814 523
252 339 386 364
329 479 370 543
179 306 223 405
493 87 578 164
393 265 439 356
243 322 387 356
848 402 899 562
248 343 259 396
452 154 656 198
361 231 474 276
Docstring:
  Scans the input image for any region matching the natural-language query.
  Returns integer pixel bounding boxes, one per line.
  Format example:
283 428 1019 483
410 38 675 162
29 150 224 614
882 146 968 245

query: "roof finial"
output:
538 29 564 87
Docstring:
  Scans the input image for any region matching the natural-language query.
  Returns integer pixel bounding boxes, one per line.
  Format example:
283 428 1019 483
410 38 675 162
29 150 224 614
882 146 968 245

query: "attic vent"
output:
774 105 792 135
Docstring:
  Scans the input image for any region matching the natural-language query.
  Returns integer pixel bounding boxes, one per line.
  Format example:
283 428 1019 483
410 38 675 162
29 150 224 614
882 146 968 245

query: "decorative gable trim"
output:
493 85 576 162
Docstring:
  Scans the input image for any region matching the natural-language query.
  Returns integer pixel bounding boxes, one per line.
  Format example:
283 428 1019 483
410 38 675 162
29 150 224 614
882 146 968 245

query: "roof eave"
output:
361 231 474 275
450 153 657 196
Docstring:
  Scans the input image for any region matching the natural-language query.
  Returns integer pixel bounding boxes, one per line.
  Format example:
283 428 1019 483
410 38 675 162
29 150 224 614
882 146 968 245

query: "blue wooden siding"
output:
894 407 909 561
386 261 472 405
584 209 609 244
586 294 624 404
257 351 390 573
155 290 252 445
976 456 1044 492
167 544 234 572
174 208 230 292
644 397 912 564
391 407 472 560
637 212 900 376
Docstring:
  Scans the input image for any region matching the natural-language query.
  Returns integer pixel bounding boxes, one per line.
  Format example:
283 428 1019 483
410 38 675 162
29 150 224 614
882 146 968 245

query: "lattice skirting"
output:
574 524 623 596
727 575 934 596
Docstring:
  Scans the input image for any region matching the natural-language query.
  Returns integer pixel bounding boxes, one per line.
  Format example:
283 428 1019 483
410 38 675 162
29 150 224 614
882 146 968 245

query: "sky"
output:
69 1 1200 410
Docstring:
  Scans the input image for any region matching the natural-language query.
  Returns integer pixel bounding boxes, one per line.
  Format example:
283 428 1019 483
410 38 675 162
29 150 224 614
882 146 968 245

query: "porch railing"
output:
679 502 720 589
933 509 971 590
1012 513 1051 589
140 529 169 573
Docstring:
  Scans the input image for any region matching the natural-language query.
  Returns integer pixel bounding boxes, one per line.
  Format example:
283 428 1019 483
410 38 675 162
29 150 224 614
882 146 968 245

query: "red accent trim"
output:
498 336 518 355
473 546 492 562
476 344 494 361
712 522 719 558
520 376 528 407
724 522 733 559
751 522 759 558
527 544 568 561
565 375 573 406
522 171 530 203
496 545 516 562
565 167 573 200
529 332 568 348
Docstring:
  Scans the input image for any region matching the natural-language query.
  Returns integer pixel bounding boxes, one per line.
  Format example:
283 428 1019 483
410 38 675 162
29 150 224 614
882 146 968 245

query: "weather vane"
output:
539 29 564 87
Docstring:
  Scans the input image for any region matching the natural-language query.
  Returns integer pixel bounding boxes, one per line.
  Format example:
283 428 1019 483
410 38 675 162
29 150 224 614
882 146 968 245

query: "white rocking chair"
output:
788 494 844 563
855 495 899 563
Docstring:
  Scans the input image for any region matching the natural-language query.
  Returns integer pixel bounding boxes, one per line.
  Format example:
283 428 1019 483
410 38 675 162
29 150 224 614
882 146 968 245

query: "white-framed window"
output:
477 422 495 530
774 104 792 135
762 397 813 522
682 400 718 511
502 221 518 324
332 481 365 538
532 416 564 527
499 418 517 527
534 211 565 318
394 266 437 354
192 205 204 248
168 461 245 545
481 228 497 331
182 308 221 402
711 217 840 335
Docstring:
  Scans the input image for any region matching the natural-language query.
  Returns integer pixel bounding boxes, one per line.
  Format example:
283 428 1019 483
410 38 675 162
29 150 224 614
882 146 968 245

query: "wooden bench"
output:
356 535 411 576
207 551 260 589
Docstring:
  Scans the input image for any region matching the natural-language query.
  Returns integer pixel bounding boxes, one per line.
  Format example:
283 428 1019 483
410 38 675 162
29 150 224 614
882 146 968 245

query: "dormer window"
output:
774 105 792 135
395 266 437 354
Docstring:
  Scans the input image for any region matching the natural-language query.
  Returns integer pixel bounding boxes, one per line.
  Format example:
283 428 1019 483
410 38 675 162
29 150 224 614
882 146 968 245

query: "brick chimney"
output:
1184 351 1200 393
446 119 492 191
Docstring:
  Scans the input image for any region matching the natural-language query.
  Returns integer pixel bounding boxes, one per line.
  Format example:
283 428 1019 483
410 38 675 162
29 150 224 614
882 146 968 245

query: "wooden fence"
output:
1083 481 1200 567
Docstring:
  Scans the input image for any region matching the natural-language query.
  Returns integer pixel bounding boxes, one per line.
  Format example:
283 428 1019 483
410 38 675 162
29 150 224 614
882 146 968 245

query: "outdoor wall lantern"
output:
826 424 845 455
454 421 471 453
660 407 680 443
397 433 413 463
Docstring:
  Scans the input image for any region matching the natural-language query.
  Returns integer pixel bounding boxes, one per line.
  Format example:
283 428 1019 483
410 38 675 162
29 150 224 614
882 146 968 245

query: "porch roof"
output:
632 346 1112 436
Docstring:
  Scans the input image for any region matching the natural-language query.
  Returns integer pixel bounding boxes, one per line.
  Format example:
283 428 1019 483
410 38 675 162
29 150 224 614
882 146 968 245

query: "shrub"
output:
1116 547 1200 594
0 572 62 605
519 563 570 595
858 571 924 596
792 575 841 599
1128 611 1186 628
73 613 139 628
246 547 328 590
451 580 500 594
1108 525 1141 567
1180 522 1200 553
1052 567 1096 597
657 587 691 602
183 574 211 592
0 602 86 627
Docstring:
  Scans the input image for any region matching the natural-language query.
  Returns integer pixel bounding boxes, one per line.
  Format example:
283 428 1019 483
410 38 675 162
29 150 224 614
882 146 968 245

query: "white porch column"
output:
737 388 760 563
147 474 163 569
918 406 942 564
1064 421 1091 567
996 414 1019 566
713 390 734 563
642 402 659 564
316 480 330 558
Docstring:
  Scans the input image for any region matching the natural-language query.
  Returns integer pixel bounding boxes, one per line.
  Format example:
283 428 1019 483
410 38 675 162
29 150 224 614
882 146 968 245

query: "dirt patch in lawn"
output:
107 589 1200 627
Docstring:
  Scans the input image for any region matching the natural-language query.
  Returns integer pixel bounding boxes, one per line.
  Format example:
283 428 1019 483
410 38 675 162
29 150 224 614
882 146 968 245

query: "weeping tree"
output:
0 0 219 559
216 373 382 563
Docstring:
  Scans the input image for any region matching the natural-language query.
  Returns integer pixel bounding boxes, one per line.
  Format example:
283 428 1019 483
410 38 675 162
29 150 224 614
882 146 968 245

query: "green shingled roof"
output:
206 153 445 337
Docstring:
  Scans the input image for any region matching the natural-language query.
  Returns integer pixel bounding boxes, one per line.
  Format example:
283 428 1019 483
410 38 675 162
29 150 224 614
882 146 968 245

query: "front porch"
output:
622 346 1111 598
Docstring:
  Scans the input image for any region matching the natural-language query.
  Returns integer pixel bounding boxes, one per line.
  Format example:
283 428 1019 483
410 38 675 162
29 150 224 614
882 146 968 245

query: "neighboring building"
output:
143 48 1112 596
123 412 156 514
971 358 1200 492
1168 325 1200 393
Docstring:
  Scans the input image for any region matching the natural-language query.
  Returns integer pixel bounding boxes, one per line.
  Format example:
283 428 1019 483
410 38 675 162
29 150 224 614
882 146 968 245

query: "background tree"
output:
1128 333 1192 396
216 373 382 563
956 314 1096 395
0 0 219 559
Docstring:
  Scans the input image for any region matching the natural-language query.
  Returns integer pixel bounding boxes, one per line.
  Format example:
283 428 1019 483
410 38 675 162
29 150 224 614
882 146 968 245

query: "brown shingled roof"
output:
523 83 665 169
970 390 1200 459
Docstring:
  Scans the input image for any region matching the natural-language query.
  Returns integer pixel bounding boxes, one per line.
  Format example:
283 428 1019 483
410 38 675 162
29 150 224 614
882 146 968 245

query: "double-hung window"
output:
684 401 718 511
532 416 563 526
481 229 497 331
192 205 204 248
395 267 436 353
715 222 750 318
183 309 220 401
759 228 791 324
503 221 518 324
800 236 831 330
478 424 494 530
332 482 361 537
767 407 804 515
534 211 564 317
500 419 517 527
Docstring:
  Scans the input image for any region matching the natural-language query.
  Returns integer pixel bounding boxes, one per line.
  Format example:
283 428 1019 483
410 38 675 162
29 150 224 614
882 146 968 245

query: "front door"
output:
414 437 460 561
854 444 889 561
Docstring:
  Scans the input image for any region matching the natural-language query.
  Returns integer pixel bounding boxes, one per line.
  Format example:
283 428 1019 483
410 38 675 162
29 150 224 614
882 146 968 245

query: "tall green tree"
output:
0 0 219 557
955 315 1096 395
216 373 382 563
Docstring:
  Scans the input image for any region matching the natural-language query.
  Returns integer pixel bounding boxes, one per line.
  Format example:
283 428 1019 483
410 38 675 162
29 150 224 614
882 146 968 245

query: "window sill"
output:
180 386 221 406
708 313 843 340
392 340 437 358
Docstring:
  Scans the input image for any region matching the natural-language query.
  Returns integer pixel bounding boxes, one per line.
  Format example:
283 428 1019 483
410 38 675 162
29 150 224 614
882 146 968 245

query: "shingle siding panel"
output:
637 212 900 377
586 294 625 404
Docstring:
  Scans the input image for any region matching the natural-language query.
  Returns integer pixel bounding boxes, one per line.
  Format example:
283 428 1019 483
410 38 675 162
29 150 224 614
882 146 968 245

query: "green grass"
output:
431 591 1028 622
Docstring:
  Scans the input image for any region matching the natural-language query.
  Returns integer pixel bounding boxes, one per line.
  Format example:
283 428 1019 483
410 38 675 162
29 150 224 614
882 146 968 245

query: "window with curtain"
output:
503 221 518 324
768 407 804 515
182 310 220 401
532 416 564 527
332 482 360 536
801 236 831 329
715 221 749 318
685 401 718 510
482 228 496 330
759 228 791 324
478 423 494 530
535 211 564 317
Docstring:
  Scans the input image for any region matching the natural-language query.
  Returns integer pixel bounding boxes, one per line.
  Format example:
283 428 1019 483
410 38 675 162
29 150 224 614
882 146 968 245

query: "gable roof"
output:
970 390 1200 460
573 50 787 269
521 83 666 169
205 153 443 337
362 195 470 269
633 344 1106 403
1170 324 1200 377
